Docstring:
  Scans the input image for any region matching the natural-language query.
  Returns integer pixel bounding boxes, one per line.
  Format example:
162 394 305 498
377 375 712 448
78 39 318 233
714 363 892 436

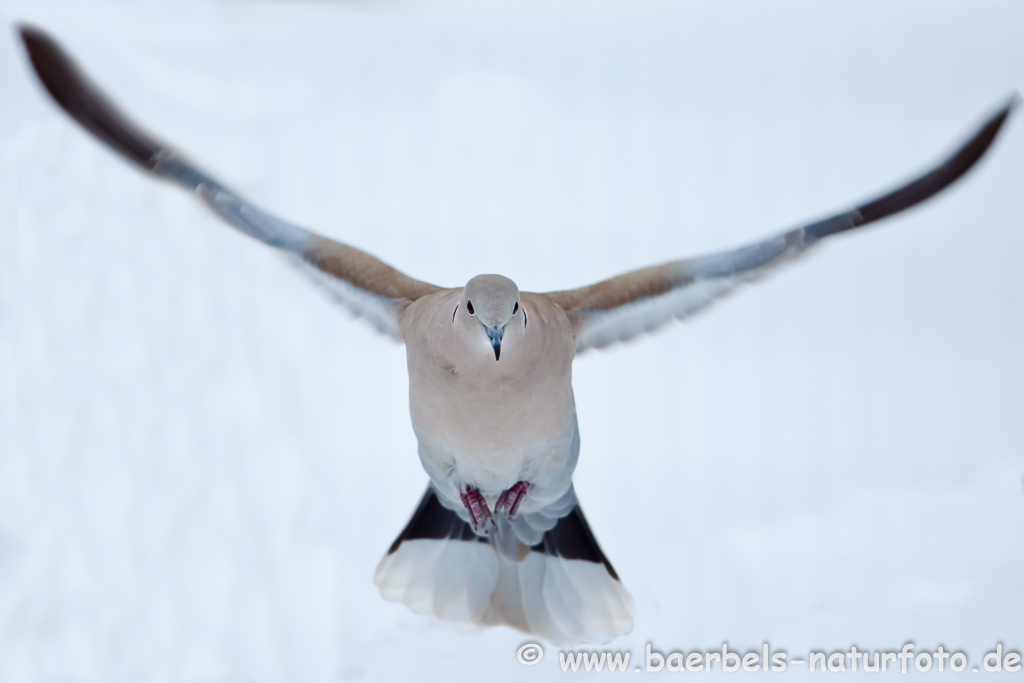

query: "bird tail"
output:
374 486 633 645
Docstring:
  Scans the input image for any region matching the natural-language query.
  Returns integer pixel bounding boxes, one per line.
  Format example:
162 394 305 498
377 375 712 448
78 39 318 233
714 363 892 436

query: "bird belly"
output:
411 389 580 514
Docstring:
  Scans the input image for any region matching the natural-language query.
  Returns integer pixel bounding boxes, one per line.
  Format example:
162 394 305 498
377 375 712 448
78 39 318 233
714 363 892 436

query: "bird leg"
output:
495 481 531 519
459 486 494 534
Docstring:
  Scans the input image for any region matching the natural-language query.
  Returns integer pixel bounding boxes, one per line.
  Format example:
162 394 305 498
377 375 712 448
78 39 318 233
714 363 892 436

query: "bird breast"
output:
401 292 577 484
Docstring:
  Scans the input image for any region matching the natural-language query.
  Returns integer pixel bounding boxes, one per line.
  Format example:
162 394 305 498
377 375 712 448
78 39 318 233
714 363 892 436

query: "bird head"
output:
458 275 522 361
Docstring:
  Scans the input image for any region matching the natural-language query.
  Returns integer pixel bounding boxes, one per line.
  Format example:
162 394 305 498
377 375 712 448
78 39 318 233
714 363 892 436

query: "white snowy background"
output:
0 1 1022 681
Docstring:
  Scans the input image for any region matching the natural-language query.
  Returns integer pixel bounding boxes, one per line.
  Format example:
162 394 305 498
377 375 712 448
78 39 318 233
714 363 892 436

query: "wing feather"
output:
19 24 441 339
546 97 1017 352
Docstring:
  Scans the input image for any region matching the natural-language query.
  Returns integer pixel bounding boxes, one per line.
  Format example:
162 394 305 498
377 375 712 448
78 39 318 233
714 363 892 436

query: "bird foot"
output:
495 480 531 519
459 486 494 534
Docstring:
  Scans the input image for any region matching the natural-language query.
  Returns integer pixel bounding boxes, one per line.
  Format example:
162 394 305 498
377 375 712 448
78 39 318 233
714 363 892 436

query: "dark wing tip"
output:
18 23 164 170
806 95 1017 241
855 96 1016 225
16 22 45 46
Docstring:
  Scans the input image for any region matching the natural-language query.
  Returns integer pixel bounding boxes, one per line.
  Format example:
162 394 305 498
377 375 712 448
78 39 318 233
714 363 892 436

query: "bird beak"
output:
486 326 504 361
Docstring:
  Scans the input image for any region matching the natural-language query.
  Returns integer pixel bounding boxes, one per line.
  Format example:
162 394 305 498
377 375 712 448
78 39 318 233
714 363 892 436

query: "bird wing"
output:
19 25 443 339
544 97 1017 352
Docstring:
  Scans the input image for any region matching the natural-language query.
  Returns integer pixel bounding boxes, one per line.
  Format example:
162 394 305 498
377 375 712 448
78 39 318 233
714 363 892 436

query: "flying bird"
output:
18 25 1016 645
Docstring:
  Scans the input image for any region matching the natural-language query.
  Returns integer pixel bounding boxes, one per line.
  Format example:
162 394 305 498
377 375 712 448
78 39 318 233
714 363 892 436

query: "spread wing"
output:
19 25 443 339
545 97 1017 352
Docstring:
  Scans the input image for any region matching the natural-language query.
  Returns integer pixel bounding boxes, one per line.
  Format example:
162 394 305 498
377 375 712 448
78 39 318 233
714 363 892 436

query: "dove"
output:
18 25 1016 645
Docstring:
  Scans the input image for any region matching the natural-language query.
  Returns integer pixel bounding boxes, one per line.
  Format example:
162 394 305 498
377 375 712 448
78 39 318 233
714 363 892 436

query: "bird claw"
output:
460 486 494 534
460 481 531 532
496 480 531 519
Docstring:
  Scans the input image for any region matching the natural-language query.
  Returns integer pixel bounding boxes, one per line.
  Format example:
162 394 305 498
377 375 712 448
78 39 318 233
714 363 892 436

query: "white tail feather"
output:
374 537 633 645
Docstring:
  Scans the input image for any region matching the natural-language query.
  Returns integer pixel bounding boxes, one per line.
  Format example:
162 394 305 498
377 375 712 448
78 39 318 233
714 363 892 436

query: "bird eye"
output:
513 302 519 315
466 300 475 315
